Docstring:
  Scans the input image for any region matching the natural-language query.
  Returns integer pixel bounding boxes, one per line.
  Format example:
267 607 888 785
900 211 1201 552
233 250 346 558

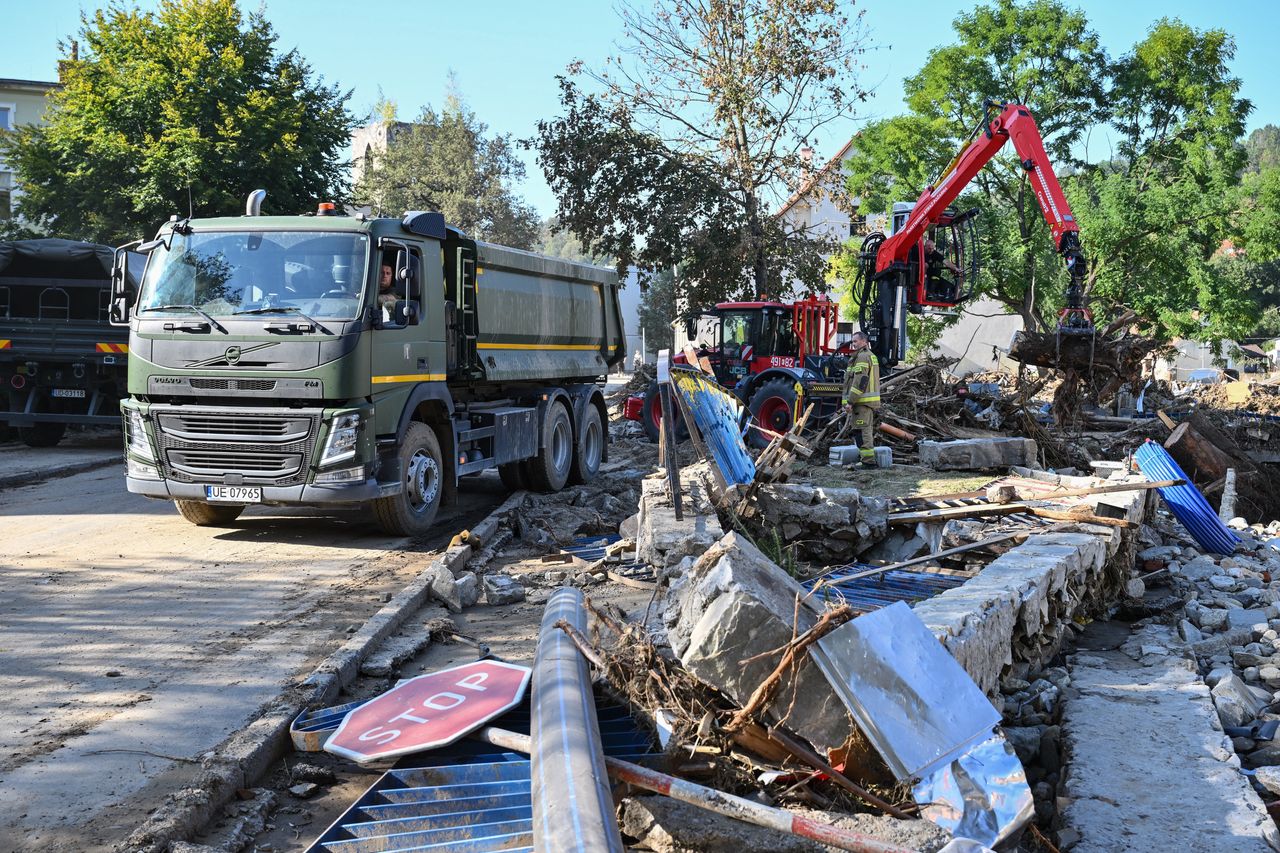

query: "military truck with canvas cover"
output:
110 198 625 534
0 239 138 446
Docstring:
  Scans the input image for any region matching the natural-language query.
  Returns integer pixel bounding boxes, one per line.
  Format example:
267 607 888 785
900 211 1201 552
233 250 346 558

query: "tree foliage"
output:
534 0 871 311
354 94 540 249
537 216 614 266
637 268 678 354
1 0 353 245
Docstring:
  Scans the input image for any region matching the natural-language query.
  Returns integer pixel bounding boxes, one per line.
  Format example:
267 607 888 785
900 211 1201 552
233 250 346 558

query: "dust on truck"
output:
109 196 625 534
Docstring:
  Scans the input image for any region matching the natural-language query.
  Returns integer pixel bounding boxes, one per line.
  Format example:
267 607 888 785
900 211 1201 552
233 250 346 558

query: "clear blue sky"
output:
4 0 1277 217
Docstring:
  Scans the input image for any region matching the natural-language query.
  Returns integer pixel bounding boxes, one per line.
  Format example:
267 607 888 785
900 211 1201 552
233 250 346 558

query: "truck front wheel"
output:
174 500 245 526
525 402 573 492
372 422 443 536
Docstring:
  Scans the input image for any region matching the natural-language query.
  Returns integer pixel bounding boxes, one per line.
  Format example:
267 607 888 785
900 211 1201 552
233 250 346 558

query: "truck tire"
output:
525 401 573 492
747 378 798 449
174 500 245 526
19 423 67 448
568 404 603 485
498 461 528 491
640 382 688 445
372 422 444 536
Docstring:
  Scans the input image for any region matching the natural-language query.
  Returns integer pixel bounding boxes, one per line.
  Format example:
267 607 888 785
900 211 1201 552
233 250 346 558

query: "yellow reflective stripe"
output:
0 339 10 349
476 342 599 351
371 373 446 384
854 395 881 403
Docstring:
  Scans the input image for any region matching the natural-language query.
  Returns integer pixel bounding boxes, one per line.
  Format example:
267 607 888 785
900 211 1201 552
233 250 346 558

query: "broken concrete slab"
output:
664 531 856 756
636 475 723 570
919 437 1037 471
360 632 433 678
1061 635 1278 853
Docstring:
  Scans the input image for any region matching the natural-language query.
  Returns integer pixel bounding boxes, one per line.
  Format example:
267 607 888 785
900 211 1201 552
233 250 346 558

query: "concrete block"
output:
482 574 526 605
919 437 1037 471
664 532 855 754
636 476 723 569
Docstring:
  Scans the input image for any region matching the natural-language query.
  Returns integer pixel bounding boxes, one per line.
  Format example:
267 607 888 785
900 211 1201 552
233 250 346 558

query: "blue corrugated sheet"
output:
805 565 968 613
306 696 653 852
1134 439 1240 555
670 367 756 486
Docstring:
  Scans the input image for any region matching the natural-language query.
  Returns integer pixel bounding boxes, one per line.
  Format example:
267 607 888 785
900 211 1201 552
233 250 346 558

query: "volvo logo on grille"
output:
224 346 242 365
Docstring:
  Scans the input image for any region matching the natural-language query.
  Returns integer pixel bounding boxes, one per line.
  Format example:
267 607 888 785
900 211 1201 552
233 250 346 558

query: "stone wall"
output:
911 480 1148 695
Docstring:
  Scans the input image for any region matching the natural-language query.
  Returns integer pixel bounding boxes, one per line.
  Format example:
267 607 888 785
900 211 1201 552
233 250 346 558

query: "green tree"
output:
534 0 871 310
1069 19 1253 341
837 0 1108 331
538 216 613 265
637 268 677 354
354 92 540 249
1245 125 1280 174
1 0 352 245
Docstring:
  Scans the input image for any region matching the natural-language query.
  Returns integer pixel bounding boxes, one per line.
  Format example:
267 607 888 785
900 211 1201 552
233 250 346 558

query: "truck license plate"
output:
51 388 86 398
205 485 261 503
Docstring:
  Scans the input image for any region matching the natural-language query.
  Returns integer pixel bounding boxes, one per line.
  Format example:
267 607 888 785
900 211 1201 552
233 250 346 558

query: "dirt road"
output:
0 433 508 852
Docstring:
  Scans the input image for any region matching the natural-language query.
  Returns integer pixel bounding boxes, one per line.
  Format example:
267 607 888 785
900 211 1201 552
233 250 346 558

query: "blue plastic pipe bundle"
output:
670 367 756 486
1134 439 1241 555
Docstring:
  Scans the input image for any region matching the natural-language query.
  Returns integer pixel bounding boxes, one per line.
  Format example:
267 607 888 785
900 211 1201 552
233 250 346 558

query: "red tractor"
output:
624 295 848 447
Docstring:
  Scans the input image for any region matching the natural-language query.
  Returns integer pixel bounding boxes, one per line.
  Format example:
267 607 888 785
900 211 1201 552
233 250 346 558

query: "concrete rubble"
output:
919 436 1038 471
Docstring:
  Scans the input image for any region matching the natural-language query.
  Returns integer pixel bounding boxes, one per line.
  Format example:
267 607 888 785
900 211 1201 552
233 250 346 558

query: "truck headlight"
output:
320 412 361 466
126 456 161 480
126 409 155 462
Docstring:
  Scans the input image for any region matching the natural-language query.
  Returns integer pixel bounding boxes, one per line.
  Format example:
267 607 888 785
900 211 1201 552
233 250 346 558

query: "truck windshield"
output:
136 231 369 320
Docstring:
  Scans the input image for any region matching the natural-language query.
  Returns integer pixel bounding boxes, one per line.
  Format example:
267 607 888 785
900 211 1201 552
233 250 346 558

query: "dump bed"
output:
471 242 624 383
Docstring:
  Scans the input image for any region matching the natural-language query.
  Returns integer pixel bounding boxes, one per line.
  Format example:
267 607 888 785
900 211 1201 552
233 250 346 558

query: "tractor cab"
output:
684 295 844 387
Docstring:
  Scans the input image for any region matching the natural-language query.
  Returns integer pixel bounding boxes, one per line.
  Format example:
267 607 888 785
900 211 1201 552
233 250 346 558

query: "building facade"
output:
0 78 59 220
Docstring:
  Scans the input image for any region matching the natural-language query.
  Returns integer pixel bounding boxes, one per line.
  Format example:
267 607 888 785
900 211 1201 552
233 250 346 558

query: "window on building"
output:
0 105 12 131
0 171 11 219
849 214 869 237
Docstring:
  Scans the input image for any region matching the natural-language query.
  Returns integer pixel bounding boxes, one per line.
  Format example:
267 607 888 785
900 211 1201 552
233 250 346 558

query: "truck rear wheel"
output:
19 423 66 448
569 404 603 485
372 422 443 536
175 500 245 526
498 462 528 491
525 402 573 492
747 378 798 449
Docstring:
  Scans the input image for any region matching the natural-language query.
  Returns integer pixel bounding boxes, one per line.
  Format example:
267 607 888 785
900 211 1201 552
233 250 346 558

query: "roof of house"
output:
777 135 858 217
0 78 60 93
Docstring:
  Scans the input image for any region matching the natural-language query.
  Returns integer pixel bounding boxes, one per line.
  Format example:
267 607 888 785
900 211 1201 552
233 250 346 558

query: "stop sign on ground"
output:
325 660 532 764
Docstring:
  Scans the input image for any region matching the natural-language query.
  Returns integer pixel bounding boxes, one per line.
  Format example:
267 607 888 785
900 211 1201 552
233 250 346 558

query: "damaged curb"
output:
118 490 528 853
0 455 118 490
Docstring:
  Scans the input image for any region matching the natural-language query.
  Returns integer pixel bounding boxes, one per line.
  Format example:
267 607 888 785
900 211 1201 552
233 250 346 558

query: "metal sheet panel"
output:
812 601 1032 847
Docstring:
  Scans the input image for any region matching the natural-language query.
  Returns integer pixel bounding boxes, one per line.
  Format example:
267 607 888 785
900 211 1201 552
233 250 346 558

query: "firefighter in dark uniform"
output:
841 330 881 467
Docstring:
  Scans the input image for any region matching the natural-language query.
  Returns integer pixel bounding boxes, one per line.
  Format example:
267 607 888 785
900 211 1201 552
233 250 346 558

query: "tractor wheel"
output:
746 378 799 449
639 382 688 445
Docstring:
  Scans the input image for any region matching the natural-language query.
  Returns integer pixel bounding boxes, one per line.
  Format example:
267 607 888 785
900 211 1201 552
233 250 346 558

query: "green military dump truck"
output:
0 239 138 446
109 194 625 534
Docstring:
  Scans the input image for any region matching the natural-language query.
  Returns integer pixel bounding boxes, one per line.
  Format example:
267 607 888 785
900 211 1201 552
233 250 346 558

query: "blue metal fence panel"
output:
670 367 756 486
307 696 653 852
805 565 969 613
1134 440 1240 555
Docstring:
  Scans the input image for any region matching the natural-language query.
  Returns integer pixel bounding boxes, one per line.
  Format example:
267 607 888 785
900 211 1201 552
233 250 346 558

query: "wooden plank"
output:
811 528 1040 584
1025 507 1138 529
887 503 1030 526
1032 478 1182 501
1156 410 1177 431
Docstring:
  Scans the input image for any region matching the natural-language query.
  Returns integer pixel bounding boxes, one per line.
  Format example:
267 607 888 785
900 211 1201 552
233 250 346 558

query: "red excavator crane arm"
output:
857 100 1091 366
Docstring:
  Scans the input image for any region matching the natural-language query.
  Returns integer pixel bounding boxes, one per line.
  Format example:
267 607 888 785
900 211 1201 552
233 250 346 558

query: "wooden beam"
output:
1025 507 1138 529
811 528 1039 584
1032 478 1182 500
887 503 1031 526
1156 410 1177 431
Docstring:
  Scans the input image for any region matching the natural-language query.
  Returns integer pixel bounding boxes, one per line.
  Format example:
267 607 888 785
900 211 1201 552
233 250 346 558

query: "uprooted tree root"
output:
578 597 914 815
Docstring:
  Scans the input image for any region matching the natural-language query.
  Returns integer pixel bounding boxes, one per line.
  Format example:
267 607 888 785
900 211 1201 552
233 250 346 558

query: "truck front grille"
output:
151 406 319 486
188 378 277 392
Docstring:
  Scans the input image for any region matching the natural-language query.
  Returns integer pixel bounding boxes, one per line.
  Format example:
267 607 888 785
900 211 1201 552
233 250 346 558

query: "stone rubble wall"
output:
911 479 1148 695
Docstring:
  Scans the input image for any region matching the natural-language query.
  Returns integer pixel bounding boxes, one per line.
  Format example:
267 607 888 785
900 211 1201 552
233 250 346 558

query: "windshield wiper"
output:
145 304 226 333
232 305 330 333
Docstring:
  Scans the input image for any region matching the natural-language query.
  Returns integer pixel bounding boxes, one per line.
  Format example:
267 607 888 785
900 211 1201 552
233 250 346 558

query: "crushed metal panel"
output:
812 601 1033 847
669 366 755 486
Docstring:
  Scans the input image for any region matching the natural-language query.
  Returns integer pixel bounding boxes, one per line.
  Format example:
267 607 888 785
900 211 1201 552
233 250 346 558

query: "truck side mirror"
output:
395 249 420 300
109 248 134 326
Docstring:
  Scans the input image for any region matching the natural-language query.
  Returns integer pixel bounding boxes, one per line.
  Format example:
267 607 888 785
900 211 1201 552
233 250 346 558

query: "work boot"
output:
860 454 878 469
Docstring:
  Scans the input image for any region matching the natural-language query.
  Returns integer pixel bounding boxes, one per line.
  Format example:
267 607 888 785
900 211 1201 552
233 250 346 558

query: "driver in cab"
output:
378 261 401 321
